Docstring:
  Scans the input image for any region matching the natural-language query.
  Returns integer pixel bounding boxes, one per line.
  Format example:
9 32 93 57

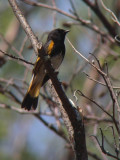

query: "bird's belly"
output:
50 52 63 69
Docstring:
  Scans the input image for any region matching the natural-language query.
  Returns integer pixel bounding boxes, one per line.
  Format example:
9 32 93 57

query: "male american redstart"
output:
21 28 69 111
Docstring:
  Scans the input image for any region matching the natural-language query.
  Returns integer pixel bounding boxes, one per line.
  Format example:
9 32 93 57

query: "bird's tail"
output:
21 93 38 111
21 75 42 111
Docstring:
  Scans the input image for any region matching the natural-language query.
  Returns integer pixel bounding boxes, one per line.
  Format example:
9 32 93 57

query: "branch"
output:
0 49 34 65
84 72 120 89
21 0 80 20
76 90 113 118
84 115 119 124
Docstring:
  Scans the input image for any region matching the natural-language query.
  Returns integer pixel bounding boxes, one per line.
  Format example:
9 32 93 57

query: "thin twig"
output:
84 72 120 89
76 90 112 118
67 38 107 76
0 49 34 65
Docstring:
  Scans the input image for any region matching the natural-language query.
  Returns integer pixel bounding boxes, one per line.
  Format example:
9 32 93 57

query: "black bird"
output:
21 28 69 110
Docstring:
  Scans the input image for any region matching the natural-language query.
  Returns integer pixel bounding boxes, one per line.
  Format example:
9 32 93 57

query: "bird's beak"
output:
65 30 70 34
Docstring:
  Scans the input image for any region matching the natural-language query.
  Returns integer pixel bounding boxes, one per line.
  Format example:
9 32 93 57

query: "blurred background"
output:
0 0 120 159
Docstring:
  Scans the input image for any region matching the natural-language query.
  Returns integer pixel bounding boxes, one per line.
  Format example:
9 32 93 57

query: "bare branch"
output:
84 72 120 89
76 90 113 118
0 49 34 65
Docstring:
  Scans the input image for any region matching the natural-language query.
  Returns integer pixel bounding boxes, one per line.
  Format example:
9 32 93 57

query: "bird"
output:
21 28 69 111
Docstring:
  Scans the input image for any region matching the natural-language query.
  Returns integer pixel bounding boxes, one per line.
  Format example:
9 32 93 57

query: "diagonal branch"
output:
0 49 34 65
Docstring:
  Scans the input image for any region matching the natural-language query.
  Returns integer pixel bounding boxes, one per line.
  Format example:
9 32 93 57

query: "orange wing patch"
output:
36 57 40 62
47 40 54 55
